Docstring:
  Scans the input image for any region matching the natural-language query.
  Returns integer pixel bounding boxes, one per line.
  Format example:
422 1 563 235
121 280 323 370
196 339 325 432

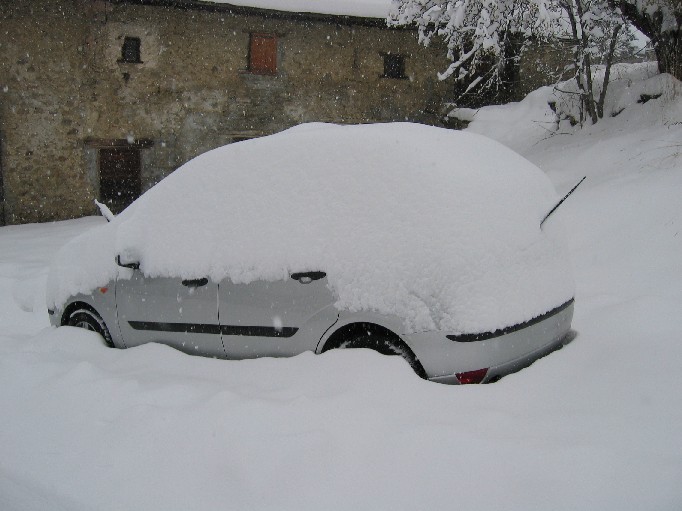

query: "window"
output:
120 36 142 64
381 53 406 79
249 33 277 75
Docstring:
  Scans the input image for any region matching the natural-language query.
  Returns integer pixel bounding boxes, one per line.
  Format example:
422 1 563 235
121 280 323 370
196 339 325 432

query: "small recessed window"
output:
249 33 277 75
381 53 406 79
120 37 142 64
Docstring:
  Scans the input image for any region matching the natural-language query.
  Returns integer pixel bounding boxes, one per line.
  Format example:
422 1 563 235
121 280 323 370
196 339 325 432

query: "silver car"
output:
47 123 576 384
49 257 573 384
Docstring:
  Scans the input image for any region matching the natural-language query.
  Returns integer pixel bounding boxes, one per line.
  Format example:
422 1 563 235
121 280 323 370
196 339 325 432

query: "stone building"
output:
0 0 455 224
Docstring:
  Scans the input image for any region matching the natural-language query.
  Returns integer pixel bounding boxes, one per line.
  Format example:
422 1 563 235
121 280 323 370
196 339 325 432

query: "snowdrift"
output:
47 123 574 334
450 63 682 155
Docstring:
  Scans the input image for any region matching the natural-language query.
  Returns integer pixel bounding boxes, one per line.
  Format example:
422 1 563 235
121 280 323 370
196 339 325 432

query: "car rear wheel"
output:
66 309 114 348
337 333 427 379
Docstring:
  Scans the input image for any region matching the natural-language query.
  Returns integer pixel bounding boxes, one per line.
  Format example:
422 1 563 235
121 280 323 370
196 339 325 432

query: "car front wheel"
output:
66 308 114 348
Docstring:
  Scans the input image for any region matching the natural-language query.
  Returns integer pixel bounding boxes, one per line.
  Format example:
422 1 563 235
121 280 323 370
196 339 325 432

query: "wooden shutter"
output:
249 34 277 75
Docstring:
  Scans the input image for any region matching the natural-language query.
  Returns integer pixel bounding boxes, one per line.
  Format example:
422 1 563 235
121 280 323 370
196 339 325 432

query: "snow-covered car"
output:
47 123 574 384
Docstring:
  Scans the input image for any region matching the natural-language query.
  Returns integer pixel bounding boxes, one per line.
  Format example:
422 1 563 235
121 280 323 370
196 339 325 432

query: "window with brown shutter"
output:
249 33 277 75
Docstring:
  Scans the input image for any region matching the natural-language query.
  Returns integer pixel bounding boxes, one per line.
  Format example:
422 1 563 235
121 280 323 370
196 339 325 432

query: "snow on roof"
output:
47 123 574 334
205 0 392 19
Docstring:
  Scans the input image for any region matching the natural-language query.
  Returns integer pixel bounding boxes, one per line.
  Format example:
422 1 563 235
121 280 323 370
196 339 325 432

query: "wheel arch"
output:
62 300 116 348
318 321 427 379
61 300 100 326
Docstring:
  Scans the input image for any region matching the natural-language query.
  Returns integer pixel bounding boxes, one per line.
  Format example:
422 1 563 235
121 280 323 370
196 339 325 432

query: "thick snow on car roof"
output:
48 123 574 334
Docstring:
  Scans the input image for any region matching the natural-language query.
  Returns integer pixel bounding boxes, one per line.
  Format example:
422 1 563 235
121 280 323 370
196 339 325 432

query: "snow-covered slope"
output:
1 64 681 510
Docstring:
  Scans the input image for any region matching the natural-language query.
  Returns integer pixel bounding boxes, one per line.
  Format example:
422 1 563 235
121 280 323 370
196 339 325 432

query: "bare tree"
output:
559 0 626 123
389 0 555 103
391 0 637 123
614 0 682 79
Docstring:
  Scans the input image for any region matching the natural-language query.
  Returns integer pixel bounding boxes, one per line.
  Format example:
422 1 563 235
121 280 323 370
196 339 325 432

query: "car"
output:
47 123 575 384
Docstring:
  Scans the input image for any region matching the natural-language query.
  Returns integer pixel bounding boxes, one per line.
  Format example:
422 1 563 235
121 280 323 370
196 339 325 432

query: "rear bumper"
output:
403 299 574 384
429 329 574 385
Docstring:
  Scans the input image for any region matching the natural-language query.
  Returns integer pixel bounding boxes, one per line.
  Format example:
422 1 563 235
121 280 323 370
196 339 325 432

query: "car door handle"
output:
182 277 209 287
290 271 326 284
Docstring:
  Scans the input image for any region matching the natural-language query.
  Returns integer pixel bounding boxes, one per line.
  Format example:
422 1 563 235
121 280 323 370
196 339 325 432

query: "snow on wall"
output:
47 123 574 334
205 0 392 18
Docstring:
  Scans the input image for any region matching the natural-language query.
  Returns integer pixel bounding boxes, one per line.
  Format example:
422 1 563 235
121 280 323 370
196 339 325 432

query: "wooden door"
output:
99 148 141 213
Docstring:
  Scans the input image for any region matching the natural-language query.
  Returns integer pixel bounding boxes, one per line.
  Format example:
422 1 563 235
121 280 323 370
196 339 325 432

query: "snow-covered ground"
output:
1 66 681 510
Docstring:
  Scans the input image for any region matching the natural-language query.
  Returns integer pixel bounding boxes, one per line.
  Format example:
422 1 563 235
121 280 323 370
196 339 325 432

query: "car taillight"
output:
456 368 488 384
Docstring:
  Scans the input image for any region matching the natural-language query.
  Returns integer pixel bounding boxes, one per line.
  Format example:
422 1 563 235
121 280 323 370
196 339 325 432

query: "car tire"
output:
66 309 115 348
338 333 427 379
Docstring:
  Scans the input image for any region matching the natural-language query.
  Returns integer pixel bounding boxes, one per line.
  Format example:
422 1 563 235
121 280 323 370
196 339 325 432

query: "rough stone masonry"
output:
0 0 456 224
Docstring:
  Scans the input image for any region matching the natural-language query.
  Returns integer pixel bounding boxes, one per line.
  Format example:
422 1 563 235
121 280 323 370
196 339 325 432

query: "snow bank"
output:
550 62 680 122
453 62 681 154
450 86 560 154
47 123 574 334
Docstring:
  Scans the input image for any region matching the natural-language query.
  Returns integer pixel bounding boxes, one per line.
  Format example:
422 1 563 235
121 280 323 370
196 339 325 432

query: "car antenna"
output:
94 199 115 223
540 176 586 228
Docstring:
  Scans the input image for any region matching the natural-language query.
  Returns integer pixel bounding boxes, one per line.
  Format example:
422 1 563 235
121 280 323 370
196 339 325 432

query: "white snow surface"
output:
47 123 574 334
206 0 391 18
450 62 678 155
2 64 682 509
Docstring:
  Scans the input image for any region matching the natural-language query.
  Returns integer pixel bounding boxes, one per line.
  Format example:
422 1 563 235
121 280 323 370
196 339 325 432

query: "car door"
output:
116 269 224 357
218 271 338 359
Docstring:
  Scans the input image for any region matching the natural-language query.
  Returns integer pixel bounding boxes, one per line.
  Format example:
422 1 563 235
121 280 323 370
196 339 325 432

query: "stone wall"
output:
516 39 575 101
0 0 453 224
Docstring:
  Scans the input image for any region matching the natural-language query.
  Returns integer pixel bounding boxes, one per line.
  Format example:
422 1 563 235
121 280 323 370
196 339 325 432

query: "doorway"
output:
99 147 141 214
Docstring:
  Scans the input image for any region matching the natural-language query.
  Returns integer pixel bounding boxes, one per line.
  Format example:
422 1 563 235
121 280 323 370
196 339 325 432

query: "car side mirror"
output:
115 254 140 270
